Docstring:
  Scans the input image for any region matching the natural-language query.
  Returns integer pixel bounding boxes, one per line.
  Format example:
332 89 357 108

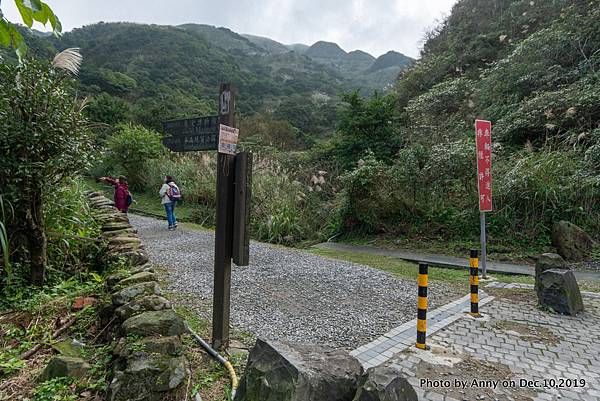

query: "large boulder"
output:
234 338 363 401
122 309 185 337
551 221 593 261
39 356 90 381
537 269 584 315
353 365 417 401
535 253 567 293
107 354 187 401
115 295 171 320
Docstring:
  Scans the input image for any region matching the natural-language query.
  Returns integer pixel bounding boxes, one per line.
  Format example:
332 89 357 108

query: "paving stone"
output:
352 281 600 400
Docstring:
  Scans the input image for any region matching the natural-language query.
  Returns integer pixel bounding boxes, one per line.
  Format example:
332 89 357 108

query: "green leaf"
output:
32 6 49 25
9 25 27 60
14 0 34 28
24 0 43 12
0 20 11 47
41 3 61 36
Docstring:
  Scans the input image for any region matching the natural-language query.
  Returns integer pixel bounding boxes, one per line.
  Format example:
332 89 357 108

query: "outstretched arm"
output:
100 177 117 186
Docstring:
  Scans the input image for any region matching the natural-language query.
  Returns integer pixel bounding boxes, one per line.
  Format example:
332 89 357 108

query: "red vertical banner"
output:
475 120 492 212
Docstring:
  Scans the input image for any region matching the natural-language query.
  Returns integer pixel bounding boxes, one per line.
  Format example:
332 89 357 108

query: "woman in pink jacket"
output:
99 176 131 213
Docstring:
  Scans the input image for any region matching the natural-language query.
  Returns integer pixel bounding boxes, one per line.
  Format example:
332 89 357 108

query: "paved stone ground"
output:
368 288 600 400
129 214 459 349
351 292 496 368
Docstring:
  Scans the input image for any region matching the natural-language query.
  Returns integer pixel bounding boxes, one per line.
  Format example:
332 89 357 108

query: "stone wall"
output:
86 191 189 401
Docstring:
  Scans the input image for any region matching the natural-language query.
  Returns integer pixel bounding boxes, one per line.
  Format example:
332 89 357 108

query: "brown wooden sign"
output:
162 115 219 152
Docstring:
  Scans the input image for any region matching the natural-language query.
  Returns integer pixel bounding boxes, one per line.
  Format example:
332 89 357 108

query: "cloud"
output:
2 0 457 58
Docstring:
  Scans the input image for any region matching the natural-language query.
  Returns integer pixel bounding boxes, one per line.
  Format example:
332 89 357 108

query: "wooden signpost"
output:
162 83 252 350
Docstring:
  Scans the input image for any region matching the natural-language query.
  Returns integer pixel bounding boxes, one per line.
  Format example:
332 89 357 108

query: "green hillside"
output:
2 22 412 141
372 0 600 243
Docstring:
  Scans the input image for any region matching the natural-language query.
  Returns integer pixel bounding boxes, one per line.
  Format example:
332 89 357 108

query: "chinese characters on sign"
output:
162 115 219 152
475 119 492 212
218 124 239 155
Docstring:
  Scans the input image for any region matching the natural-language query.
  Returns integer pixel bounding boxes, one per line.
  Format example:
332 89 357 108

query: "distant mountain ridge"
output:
240 36 414 87
3 21 414 139
175 25 414 89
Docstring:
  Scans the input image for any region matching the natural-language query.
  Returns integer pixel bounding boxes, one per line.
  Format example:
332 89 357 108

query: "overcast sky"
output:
3 0 457 58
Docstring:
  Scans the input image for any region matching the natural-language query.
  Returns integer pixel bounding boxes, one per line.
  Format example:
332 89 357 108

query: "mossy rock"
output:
122 310 185 337
118 272 157 287
112 281 161 306
113 336 181 358
107 354 187 401
39 356 90 382
115 295 171 320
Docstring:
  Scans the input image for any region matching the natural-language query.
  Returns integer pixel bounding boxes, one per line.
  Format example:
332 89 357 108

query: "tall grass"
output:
139 150 336 244
0 196 13 285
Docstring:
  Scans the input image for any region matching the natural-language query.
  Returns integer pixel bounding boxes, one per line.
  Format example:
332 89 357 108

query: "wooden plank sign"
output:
218 124 239 155
162 115 219 152
475 119 493 212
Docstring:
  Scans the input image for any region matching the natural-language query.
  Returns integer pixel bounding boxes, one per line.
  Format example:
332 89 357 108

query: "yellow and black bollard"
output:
416 262 428 349
469 249 481 317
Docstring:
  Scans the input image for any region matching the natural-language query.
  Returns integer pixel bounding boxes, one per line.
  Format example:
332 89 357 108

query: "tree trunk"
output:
25 189 47 286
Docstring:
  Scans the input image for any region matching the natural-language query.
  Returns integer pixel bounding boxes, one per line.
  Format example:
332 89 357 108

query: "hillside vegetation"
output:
108 0 600 254
380 0 600 244
4 0 598 257
2 22 412 145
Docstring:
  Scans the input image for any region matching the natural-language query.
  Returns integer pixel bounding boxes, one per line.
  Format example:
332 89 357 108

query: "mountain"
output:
286 43 310 53
242 34 290 54
368 51 414 73
242 35 414 90
305 41 347 60
302 41 412 89
3 21 413 140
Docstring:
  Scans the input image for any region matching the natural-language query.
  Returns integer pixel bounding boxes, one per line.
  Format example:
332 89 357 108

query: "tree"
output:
85 92 131 125
334 90 403 169
0 53 93 285
104 124 166 190
0 0 61 59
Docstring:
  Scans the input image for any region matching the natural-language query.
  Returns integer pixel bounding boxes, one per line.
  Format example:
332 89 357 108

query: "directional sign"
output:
162 115 219 152
475 119 493 212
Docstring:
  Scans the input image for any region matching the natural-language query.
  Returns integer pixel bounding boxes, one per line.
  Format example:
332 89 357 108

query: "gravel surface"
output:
573 260 600 272
130 214 459 350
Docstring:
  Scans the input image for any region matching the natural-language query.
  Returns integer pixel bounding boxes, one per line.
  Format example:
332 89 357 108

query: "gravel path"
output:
130 214 459 349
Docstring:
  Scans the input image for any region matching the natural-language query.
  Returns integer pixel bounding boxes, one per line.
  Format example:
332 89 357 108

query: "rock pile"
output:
88 191 188 401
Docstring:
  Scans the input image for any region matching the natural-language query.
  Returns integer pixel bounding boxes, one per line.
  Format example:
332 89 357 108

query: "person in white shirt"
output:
159 175 180 230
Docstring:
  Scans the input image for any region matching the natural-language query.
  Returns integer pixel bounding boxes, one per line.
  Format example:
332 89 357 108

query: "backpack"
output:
167 184 182 201
126 192 133 206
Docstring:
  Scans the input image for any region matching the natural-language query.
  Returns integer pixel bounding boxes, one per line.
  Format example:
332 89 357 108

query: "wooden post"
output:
233 152 252 266
212 83 236 350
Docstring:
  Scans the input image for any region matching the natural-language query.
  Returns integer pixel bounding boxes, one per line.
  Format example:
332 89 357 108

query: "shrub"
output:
492 149 600 239
103 124 166 189
0 57 94 284
337 153 411 234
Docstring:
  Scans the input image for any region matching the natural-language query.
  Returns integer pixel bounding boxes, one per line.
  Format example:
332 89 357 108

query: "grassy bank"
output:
310 248 600 293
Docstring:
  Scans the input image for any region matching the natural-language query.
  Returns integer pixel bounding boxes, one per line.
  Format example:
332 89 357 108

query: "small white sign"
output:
218 124 239 155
